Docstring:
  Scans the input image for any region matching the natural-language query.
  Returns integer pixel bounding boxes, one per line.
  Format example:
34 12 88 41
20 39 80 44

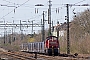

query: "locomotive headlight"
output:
58 48 60 53
58 48 59 50
52 46 53 48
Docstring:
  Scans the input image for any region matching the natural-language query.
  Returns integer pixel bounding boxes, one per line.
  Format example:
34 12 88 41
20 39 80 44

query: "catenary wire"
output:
0 0 30 20
74 0 87 5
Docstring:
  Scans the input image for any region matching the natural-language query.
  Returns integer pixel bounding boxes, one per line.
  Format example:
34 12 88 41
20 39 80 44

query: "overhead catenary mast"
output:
66 4 70 54
48 0 52 36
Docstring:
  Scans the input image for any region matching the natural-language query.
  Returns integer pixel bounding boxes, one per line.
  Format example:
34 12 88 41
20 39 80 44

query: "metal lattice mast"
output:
66 4 70 54
48 0 52 36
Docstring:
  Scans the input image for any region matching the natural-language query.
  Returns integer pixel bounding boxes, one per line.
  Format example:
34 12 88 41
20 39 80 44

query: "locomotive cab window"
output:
46 36 58 40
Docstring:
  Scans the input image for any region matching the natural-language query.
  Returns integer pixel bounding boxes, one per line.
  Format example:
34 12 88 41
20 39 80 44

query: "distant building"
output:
52 22 71 38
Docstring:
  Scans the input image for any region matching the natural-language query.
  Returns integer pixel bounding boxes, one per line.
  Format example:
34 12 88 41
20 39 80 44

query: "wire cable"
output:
2 0 16 4
0 0 30 20
74 0 87 5
0 0 12 15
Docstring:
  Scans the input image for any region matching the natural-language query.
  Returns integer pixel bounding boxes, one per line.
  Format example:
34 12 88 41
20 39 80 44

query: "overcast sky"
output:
0 0 90 35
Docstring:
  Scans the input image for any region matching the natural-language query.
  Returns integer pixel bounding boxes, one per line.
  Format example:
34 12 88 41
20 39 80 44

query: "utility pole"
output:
4 20 5 44
52 21 53 32
6 30 7 43
66 4 70 54
57 21 59 38
31 20 34 37
12 27 13 42
42 11 45 41
20 20 22 40
11 20 14 42
32 21 33 37
48 0 52 36
41 19 42 41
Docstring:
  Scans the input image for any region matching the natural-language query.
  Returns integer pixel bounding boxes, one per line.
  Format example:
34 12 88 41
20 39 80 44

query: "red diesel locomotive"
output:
45 36 60 56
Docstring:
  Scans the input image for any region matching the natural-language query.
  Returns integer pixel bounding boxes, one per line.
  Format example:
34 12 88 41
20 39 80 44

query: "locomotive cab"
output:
45 36 60 56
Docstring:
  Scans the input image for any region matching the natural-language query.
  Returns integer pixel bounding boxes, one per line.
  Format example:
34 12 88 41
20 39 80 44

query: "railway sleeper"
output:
59 53 78 58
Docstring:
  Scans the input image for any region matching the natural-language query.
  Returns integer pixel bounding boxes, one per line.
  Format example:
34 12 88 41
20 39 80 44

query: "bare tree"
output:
70 9 90 54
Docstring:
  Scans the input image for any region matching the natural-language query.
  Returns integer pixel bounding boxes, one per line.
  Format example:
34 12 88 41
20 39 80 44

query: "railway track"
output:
0 51 36 60
21 52 90 60
37 54 90 60
0 50 90 60
37 54 77 60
